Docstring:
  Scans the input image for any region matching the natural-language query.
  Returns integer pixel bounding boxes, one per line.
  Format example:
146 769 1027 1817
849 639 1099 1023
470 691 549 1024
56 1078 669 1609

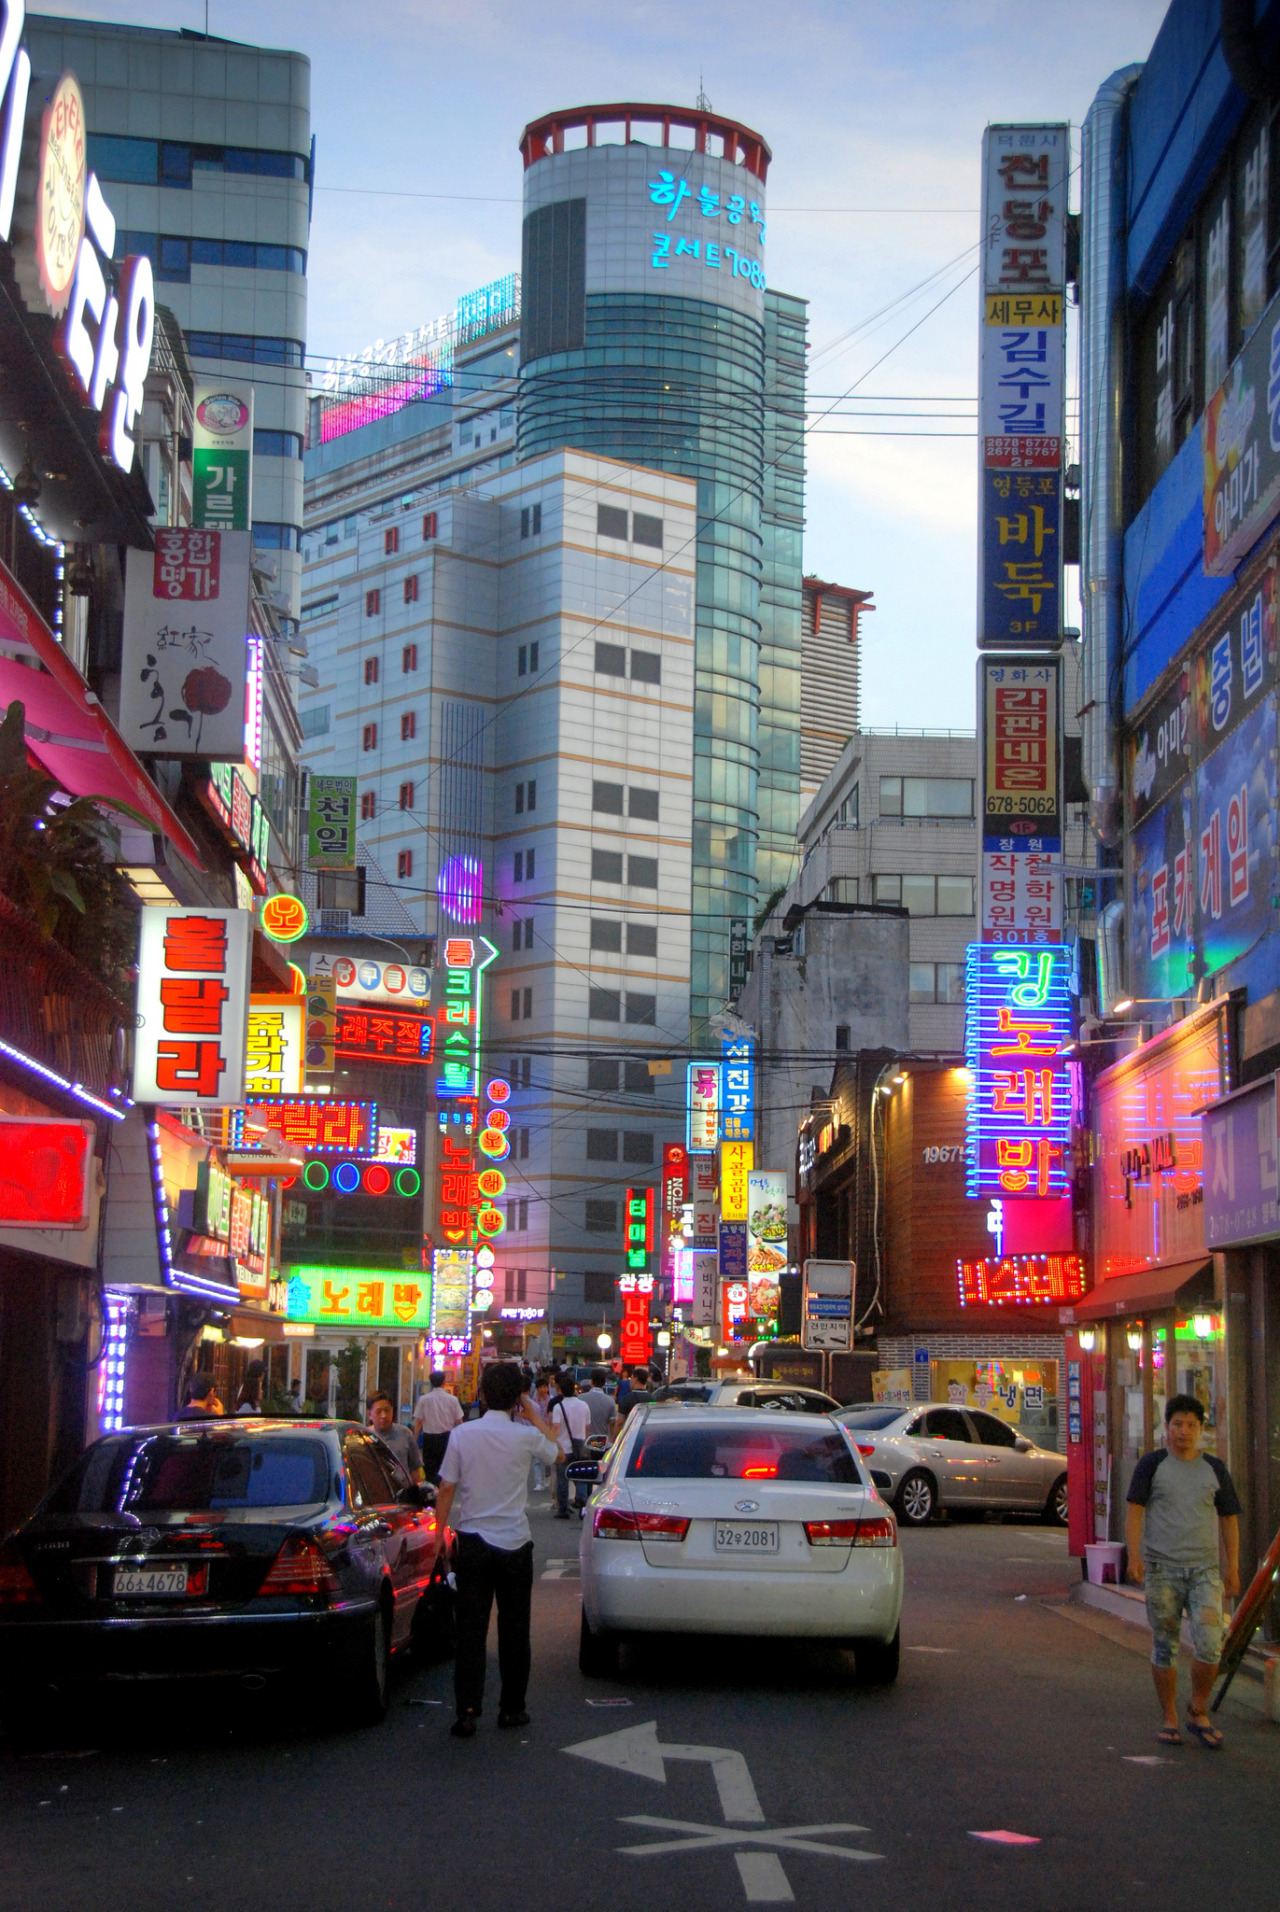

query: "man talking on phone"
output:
428 1362 560 1739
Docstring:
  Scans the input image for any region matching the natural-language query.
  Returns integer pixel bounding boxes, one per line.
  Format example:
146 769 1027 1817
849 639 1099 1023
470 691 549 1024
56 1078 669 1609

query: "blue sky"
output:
75 0 1169 725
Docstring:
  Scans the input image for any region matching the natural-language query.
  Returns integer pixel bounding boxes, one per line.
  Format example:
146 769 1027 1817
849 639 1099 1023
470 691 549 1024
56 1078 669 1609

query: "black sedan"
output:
0 1417 454 1731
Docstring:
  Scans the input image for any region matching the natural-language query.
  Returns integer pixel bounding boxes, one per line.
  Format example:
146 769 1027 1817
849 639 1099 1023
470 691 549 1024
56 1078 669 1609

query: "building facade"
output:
29 13 311 627
799 575 869 812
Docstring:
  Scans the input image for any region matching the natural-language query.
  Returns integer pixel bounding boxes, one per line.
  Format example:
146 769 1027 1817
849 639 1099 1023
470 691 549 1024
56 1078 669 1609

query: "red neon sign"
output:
0 1118 93 1227
957 1252 1088 1307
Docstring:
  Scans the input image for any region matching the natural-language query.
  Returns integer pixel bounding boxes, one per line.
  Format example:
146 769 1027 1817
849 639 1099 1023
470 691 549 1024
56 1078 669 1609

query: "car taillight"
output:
804 1516 897 1548
593 1508 690 1543
258 1535 341 1597
0 1548 41 1605
855 1443 877 1458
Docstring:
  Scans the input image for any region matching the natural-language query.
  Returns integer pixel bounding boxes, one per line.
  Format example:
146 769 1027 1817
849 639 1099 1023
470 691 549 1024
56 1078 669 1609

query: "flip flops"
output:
1156 1726 1183 1745
1185 1716 1224 1750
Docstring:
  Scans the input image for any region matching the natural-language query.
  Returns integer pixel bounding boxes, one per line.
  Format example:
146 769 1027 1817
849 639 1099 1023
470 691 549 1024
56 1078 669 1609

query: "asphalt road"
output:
2 1500 1278 1912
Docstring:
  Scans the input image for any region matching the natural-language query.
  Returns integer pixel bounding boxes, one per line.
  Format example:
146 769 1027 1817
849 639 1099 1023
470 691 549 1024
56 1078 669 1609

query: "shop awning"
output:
1072 1259 1214 1321
0 561 205 869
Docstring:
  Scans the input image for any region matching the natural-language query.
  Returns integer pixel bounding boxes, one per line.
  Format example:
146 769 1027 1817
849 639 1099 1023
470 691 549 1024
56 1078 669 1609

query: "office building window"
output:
384 526 399 555
632 512 663 549
625 993 656 1026
586 1129 619 1161
522 197 585 360
504 1268 528 1302
363 656 379 685
584 1201 617 1236
186 331 304 367
878 776 974 819
365 589 380 617
400 711 416 741
362 723 377 752
517 641 541 676
402 644 418 673
589 987 622 1021
522 986 532 1019
254 429 304 459
514 1127 530 1160
360 791 376 821
513 847 535 882
397 850 413 879
590 918 623 952
520 502 543 538
597 503 629 540
592 780 624 815
623 1131 655 1165
423 512 438 541
515 783 523 814
506 1199 529 1233
910 961 966 1004
624 1061 655 1095
872 874 974 916
825 878 859 904
628 788 659 820
595 642 627 677
403 574 419 604
300 704 330 739
592 850 624 884
89 134 311 186
509 1055 534 1089
626 923 657 958
583 1271 616 1304
398 782 414 810
630 651 661 685
835 1025 850 1051
627 855 658 889
588 1058 620 1090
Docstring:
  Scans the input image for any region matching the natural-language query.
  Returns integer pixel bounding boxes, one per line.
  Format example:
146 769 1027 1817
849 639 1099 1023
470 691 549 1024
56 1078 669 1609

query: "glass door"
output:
1113 1318 1147 1515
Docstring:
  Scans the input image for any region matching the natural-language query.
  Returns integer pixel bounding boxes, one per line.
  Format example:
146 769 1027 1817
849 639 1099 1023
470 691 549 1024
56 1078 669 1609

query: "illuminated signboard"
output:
432 1247 474 1341
624 1186 655 1273
335 1005 434 1065
133 907 252 1107
320 953 430 1008
200 762 270 893
434 941 499 1249
719 1140 753 1222
687 1062 720 1153
261 894 308 943
435 936 498 1101
0 1117 93 1227
307 774 357 873
305 974 335 1073
300 1158 420 1198
285 1265 432 1331
965 944 1072 1201
661 1141 689 1272
376 1127 418 1165
618 1265 654 1365
238 1097 378 1158
721 1031 755 1141
243 997 304 1098
958 1252 1088 1307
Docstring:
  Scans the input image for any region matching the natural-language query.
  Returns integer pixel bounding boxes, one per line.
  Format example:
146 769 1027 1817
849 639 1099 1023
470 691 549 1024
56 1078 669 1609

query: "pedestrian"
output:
428 1361 560 1738
284 1379 302 1415
369 1392 425 1484
550 1370 591 1518
615 1367 633 1414
414 1369 464 1481
233 1359 265 1416
1125 1392 1241 1749
581 1366 614 1443
621 1366 657 1420
176 1373 223 1420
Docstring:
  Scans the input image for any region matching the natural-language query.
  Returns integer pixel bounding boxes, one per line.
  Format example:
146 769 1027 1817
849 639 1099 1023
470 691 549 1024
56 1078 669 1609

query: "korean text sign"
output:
244 996 303 1098
133 907 251 1107
307 774 357 872
625 1187 655 1272
238 1097 378 1158
119 530 253 759
192 381 253 533
1202 284 1280 577
720 1031 755 1141
286 1265 432 1332
964 944 1072 1201
980 657 1060 846
719 1140 754 1221
687 1062 720 1153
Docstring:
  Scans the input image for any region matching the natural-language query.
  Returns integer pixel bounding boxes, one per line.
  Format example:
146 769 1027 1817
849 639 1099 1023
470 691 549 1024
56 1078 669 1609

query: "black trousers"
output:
419 1431 450 1481
453 1530 534 1719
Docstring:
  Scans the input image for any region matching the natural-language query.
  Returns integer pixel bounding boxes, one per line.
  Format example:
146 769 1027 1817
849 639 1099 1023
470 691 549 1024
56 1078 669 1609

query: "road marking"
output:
970 1829 1040 1845
540 1558 580 1580
1122 1755 1170 1765
906 1645 957 1654
563 1720 883 1899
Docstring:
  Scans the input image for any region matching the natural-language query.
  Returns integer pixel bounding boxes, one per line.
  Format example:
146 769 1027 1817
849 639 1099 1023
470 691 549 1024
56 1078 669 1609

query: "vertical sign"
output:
119 530 253 759
728 917 750 999
692 1154 718 1247
719 1140 753 1220
687 1062 720 1153
624 1187 655 1273
978 124 1069 651
964 943 1072 1200
244 995 304 1097
618 1270 654 1364
307 774 358 872
192 381 253 532
304 971 336 1075
746 1170 788 1278
979 654 1062 944
720 1030 755 1141
434 936 499 1252
133 907 252 1106
661 1142 690 1275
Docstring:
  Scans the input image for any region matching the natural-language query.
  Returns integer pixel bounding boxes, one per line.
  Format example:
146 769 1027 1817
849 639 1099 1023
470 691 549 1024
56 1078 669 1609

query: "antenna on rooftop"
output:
696 73 712 112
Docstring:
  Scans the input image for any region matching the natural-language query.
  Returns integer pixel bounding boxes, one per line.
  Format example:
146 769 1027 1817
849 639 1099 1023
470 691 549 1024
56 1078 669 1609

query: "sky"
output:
72 0 1170 728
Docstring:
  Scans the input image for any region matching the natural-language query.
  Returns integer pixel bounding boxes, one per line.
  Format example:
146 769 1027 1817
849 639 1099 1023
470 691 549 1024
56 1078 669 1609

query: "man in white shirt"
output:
413 1370 464 1481
429 1363 559 1737
550 1371 592 1519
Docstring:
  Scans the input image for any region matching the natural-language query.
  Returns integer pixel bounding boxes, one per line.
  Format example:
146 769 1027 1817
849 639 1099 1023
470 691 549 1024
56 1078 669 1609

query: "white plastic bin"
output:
1085 1541 1125 1586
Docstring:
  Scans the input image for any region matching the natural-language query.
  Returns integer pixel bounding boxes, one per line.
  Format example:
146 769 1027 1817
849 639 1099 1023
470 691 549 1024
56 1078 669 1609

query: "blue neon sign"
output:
964 943 1073 1201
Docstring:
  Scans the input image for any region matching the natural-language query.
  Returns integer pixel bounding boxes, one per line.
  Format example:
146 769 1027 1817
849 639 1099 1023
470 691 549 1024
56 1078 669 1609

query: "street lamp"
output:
596 1332 612 1352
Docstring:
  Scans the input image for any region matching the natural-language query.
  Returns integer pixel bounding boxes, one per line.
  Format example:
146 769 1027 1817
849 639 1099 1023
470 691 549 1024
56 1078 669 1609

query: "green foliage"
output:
0 701 137 993
753 886 786 935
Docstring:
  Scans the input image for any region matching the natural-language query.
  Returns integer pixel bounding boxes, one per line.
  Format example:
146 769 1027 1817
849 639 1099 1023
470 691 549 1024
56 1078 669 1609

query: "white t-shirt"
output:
438 1412 559 1550
414 1387 464 1437
550 1392 591 1455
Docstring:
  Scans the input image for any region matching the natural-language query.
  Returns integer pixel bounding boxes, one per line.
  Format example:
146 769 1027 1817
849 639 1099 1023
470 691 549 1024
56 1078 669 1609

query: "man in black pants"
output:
429 1361 560 1738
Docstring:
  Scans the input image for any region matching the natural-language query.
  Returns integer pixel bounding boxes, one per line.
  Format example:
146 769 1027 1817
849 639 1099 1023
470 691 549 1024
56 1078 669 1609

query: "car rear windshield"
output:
653 1386 714 1403
838 1408 905 1430
627 1425 860 1483
44 1433 331 1514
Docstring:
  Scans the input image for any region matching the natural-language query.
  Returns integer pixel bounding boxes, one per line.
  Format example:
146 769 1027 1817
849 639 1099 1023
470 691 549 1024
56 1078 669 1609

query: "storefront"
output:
1062 1002 1230 1559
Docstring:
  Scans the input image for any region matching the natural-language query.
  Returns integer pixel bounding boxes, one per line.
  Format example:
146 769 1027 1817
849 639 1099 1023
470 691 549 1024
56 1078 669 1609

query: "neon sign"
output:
624 1186 655 1273
721 1031 754 1141
437 854 484 926
434 940 499 1248
958 1252 1088 1307
285 1266 431 1331
334 1005 434 1065
238 1096 378 1158
965 943 1072 1200
687 1062 720 1153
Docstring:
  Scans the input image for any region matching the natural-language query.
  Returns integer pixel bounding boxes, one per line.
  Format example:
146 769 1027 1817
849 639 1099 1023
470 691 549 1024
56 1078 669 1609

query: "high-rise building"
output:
799 576 871 813
26 14 311 627
516 103 806 1029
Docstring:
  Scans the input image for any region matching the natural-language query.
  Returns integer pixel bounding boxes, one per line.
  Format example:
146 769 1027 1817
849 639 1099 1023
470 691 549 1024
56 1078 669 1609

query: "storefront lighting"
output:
231 1336 264 1348
1077 1327 1096 1352
98 1293 129 1432
656 1330 671 1348
0 1032 126 1122
1127 1327 1142 1351
1112 997 1134 1014
1192 1313 1214 1339
892 1073 907 1085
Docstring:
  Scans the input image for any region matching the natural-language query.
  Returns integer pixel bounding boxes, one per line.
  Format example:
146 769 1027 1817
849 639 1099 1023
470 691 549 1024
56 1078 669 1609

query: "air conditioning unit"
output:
318 908 350 932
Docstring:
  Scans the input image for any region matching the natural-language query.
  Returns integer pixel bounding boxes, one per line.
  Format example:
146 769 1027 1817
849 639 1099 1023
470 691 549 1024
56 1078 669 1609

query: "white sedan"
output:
573 1407 903 1684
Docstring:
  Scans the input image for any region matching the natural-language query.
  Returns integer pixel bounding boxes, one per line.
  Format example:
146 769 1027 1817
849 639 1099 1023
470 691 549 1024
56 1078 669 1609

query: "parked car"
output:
572 1406 902 1684
833 1403 1067 1527
650 1380 842 1413
0 1417 454 1733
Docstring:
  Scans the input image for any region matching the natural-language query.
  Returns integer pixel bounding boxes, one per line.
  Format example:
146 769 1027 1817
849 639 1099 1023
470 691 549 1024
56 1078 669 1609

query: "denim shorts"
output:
1144 1560 1225 1669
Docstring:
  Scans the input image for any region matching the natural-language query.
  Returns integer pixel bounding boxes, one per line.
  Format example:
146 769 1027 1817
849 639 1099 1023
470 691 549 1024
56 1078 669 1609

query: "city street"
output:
2 1511 1276 1912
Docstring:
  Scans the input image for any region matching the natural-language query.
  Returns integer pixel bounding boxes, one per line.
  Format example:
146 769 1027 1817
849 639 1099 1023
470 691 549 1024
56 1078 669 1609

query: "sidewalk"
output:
1063 1573 1277 1718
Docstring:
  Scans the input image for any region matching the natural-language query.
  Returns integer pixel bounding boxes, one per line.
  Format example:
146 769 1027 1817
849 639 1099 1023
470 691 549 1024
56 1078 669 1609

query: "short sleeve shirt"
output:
439 1413 559 1550
1126 1448 1242 1568
373 1422 421 1479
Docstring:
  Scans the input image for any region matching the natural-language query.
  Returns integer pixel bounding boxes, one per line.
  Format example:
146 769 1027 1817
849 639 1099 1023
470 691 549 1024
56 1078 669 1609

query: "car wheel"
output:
1044 1473 1068 1526
411 1579 456 1663
579 1606 620 1678
854 1627 900 1685
343 1599 392 1726
894 1470 936 1526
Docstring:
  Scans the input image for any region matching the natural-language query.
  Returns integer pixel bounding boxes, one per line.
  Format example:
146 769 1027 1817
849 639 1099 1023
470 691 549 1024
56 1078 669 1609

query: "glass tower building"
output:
516 103 806 1027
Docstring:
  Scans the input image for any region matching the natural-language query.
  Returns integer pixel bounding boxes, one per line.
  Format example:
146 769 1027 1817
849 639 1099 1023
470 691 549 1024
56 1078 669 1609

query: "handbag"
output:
553 1396 584 1461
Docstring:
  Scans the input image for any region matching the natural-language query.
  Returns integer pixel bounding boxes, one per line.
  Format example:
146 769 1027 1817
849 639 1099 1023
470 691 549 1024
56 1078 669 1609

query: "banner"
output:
192 381 253 532
119 530 253 759
687 1061 720 1152
307 774 357 872
721 1030 755 1141
719 1140 753 1221
746 1170 788 1277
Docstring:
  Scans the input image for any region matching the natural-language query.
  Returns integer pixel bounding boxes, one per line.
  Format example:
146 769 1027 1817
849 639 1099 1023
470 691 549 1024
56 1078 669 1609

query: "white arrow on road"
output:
563 1721 882 1903
564 1718 765 1823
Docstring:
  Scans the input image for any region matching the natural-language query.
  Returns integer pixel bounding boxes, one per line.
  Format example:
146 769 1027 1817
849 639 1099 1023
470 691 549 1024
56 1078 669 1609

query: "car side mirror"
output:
565 1460 600 1483
399 1481 434 1508
1014 1436 1033 1453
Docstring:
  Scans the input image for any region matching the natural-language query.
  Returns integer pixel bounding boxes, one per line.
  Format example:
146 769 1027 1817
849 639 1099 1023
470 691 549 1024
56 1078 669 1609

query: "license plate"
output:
714 1522 779 1554
112 1566 191 1598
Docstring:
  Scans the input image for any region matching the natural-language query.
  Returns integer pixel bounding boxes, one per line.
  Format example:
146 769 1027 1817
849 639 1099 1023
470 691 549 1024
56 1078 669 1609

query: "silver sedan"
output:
833 1403 1067 1528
